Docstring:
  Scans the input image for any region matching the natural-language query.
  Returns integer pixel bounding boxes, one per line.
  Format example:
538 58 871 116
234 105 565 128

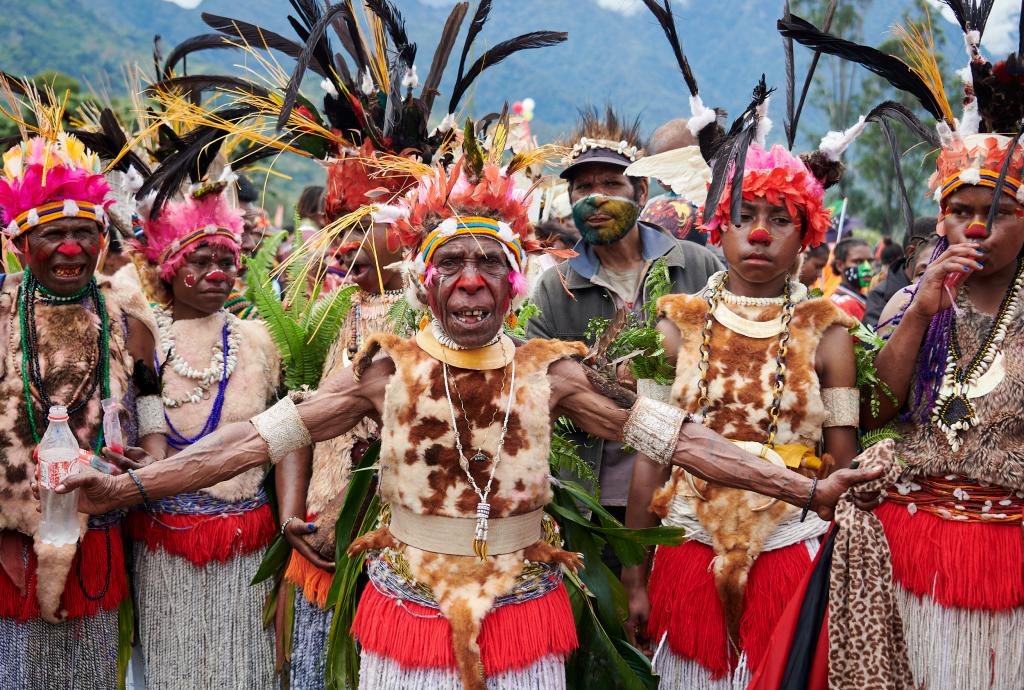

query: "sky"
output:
159 0 1021 54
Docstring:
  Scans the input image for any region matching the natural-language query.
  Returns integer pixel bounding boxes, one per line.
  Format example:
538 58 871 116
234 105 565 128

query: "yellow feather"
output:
893 13 955 126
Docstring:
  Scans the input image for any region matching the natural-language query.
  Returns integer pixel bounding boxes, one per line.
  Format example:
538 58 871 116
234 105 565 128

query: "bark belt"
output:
388 505 544 556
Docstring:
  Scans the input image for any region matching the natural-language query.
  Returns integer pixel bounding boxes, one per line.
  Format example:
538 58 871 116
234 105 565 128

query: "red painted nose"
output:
205 270 229 283
455 273 485 291
747 227 773 244
964 221 988 240
56 243 83 257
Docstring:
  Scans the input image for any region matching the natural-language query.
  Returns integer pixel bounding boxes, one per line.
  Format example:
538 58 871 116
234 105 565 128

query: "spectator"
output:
528 108 722 515
798 242 831 288
829 237 874 320
863 217 938 326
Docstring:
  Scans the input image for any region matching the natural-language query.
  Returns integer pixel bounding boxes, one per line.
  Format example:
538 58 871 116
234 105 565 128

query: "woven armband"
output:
822 387 860 428
136 395 168 438
250 396 312 464
623 397 688 466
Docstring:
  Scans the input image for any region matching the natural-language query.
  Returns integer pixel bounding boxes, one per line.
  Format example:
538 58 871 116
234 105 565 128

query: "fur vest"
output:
0 272 155 621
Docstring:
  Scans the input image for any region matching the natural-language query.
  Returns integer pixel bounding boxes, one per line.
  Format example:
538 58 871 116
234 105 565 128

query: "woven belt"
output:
388 505 544 556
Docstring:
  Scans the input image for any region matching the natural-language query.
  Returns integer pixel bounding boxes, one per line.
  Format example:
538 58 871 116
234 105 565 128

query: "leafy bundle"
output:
851 321 898 419
585 257 675 385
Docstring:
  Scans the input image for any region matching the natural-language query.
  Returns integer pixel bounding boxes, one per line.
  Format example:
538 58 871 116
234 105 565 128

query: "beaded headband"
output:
8 200 106 239
416 216 524 284
157 224 242 265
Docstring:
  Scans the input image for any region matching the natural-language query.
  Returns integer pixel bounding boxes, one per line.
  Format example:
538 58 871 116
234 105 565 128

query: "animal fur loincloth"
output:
0 273 152 622
348 334 586 690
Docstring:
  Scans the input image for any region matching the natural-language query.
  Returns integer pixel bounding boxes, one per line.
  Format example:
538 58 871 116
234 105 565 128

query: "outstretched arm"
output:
549 358 882 519
59 357 393 513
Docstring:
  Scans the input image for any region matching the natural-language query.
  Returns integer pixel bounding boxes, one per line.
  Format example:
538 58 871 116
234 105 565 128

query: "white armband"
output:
250 396 312 463
136 395 168 438
821 387 860 428
623 397 690 466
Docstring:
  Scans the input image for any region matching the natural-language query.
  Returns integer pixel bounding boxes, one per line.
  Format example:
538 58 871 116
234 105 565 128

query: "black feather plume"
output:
152 35 164 84
277 4 353 131
364 0 415 67
448 31 567 115
984 123 1024 237
420 2 469 113
790 0 838 149
74 108 152 175
161 34 233 79
779 14 948 123
939 0 996 37
640 0 699 96
201 13 326 77
864 100 940 148
783 1 795 147
454 0 493 102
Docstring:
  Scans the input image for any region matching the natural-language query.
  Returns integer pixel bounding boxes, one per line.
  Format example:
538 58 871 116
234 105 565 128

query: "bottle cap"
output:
47 405 69 422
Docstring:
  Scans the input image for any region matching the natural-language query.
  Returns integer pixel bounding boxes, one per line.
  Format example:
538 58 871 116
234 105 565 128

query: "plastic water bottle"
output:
37 405 82 546
101 398 125 455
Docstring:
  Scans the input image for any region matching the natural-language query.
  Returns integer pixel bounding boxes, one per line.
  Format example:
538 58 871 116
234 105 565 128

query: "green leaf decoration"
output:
324 441 382 690
851 321 898 420
243 243 357 390
116 596 134 690
506 300 541 339
385 295 424 335
251 534 290 586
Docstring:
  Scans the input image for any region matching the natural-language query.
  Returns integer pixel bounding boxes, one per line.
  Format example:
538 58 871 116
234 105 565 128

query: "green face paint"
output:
856 261 874 288
572 194 639 246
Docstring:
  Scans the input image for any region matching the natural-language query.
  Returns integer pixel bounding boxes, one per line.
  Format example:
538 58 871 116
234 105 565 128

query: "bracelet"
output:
127 468 152 508
250 397 312 464
800 477 818 523
136 395 169 438
280 516 300 537
622 397 692 466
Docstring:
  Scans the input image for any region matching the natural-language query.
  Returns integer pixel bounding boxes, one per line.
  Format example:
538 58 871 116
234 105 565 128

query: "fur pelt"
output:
655 292 853 644
354 333 586 687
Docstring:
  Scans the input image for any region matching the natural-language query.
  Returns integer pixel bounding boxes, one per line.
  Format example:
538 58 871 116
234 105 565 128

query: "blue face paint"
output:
572 194 639 245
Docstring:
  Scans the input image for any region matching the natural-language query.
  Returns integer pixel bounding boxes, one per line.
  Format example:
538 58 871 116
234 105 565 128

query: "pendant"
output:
933 389 977 452
470 451 488 464
472 501 491 561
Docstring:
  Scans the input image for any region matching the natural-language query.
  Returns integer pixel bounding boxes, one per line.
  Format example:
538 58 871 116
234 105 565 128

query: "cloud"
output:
161 0 203 7
593 0 644 15
926 0 1021 56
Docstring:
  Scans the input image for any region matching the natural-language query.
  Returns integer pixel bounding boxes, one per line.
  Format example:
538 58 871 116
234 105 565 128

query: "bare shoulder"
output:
878 286 915 328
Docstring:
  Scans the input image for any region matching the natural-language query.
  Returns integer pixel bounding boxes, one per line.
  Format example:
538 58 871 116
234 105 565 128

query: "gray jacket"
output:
526 222 722 497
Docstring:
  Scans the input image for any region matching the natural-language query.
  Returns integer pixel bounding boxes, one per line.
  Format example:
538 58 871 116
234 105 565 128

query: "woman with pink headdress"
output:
125 185 285 690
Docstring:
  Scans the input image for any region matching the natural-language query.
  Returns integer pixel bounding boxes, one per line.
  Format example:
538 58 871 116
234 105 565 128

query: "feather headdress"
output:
0 78 113 239
182 0 566 218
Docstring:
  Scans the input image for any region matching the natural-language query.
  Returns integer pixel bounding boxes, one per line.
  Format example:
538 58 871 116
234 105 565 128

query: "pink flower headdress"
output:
136 191 243 281
0 134 112 240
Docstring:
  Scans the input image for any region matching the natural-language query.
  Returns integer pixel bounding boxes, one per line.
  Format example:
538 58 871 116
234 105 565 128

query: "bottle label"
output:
38 449 78 490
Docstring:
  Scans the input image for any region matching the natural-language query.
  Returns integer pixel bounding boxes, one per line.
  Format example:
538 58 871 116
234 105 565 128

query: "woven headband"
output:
7 200 105 239
417 216 524 282
941 169 1022 204
158 224 241 265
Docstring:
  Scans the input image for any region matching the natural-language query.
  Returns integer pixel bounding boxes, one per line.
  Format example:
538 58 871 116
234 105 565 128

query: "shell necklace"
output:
933 258 1024 451
441 357 517 560
154 307 241 408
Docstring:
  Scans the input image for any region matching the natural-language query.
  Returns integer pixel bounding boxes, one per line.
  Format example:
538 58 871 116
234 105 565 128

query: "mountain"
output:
0 0 967 145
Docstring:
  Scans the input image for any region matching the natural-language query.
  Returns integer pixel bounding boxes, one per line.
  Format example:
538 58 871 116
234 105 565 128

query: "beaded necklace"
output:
933 258 1024 451
155 311 233 450
18 271 110 450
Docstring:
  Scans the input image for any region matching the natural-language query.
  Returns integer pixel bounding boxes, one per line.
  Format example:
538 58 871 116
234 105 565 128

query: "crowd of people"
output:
0 1 1022 690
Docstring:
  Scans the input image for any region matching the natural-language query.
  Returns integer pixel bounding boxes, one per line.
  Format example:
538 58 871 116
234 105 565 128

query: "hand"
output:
906 242 985 321
282 517 335 571
616 362 638 392
851 488 887 511
625 582 652 654
100 446 154 472
32 467 129 515
811 466 885 521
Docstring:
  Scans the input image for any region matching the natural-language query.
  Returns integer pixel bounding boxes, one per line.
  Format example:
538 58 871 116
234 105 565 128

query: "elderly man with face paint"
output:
528 108 722 515
0 132 164 690
53 137 881 690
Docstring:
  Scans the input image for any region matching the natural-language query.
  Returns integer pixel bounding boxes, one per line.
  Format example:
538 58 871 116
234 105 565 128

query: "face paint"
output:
454 271 485 290
183 273 197 288
56 242 83 257
964 220 988 240
572 194 639 246
747 227 773 244
205 270 229 283
844 261 874 289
